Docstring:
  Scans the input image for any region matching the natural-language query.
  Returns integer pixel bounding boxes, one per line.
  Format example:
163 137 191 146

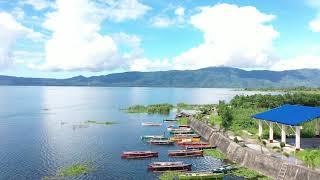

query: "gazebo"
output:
252 104 320 150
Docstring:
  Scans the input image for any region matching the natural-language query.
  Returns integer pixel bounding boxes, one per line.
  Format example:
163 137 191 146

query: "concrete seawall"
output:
189 119 320 180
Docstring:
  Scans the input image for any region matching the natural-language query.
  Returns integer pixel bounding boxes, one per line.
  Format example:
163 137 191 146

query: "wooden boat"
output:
141 122 162 126
186 146 216 150
141 135 167 141
168 149 203 157
169 137 200 142
179 172 224 179
148 162 192 172
173 134 201 138
149 140 174 145
121 151 158 159
163 119 177 122
177 142 210 147
170 130 195 134
167 125 192 132
211 165 237 173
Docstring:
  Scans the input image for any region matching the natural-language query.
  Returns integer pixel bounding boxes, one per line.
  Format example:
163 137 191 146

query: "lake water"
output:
0 86 273 180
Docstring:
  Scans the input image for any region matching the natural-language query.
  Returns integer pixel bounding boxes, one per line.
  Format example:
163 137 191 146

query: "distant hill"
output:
1 67 320 88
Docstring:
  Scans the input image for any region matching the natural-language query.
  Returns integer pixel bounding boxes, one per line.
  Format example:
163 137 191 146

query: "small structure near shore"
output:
252 104 320 150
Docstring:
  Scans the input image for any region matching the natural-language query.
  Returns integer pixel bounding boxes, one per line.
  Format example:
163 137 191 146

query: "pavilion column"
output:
258 120 263 137
295 126 301 150
281 124 286 144
269 122 274 143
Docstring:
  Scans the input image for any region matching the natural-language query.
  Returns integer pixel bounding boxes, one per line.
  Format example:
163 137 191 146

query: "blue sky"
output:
0 0 320 78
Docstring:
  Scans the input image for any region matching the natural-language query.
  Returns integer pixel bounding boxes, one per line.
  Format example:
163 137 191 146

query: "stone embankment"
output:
189 119 320 180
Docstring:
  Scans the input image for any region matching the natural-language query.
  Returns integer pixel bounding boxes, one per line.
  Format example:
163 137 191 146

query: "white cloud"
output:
100 0 151 22
112 32 141 49
151 6 186 28
0 12 43 69
34 0 129 71
310 17 320 32
130 58 171 71
272 55 320 70
21 0 53 10
171 3 279 70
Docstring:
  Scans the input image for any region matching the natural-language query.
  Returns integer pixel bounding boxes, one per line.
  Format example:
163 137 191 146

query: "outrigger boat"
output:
141 122 162 126
179 172 224 180
149 139 174 145
186 145 216 150
164 119 177 122
211 165 237 173
167 125 192 132
169 136 200 142
168 149 203 157
170 130 195 135
177 142 210 147
148 162 192 172
121 151 158 159
141 135 168 141
173 134 201 138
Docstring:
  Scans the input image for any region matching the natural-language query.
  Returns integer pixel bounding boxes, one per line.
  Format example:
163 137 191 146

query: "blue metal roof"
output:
252 104 320 126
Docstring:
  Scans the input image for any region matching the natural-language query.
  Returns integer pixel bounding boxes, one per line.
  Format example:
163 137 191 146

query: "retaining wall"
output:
189 119 320 180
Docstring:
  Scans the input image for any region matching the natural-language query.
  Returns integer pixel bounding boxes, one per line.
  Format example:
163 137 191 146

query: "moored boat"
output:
148 161 192 172
169 137 200 142
149 139 174 145
186 145 216 150
179 172 224 179
168 149 203 157
141 135 168 141
167 126 192 132
121 151 158 159
163 119 177 122
211 165 237 173
141 122 162 126
170 130 195 134
177 142 210 147
173 134 201 138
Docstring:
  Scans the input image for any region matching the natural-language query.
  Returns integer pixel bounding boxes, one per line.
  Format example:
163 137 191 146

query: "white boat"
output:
141 122 162 126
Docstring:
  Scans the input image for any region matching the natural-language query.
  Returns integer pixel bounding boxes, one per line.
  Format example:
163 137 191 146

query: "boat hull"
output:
148 164 192 172
168 150 203 157
121 151 159 159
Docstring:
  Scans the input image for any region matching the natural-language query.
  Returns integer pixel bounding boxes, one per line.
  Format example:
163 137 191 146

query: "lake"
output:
0 86 274 179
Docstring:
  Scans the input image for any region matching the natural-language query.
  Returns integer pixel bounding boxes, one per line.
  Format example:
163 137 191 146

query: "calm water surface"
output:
0 87 274 180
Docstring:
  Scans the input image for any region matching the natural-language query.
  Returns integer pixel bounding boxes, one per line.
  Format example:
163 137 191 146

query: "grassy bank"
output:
203 149 225 159
229 167 272 179
177 117 188 126
293 149 320 169
159 172 181 180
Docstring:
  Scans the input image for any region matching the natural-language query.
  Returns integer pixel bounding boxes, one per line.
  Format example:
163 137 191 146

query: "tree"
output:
218 101 233 132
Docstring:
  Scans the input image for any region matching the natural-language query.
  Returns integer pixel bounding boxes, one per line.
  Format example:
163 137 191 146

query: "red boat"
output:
177 142 210 147
168 149 203 157
121 151 158 159
148 162 192 172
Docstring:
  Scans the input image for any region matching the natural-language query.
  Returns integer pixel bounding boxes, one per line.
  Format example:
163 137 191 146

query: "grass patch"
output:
86 120 116 125
125 104 174 114
159 171 181 180
293 149 320 169
177 117 188 126
58 163 94 177
203 149 225 159
230 167 271 179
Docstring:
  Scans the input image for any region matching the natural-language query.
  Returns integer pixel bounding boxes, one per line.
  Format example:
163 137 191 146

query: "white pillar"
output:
281 124 286 144
295 126 301 150
258 120 263 137
269 122 274 143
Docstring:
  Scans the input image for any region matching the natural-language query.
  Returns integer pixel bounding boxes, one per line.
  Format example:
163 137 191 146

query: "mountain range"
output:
1 67 320 88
